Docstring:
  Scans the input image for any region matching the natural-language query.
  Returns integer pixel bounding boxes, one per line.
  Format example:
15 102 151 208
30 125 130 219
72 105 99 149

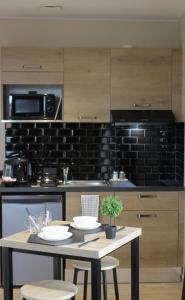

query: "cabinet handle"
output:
137 213 157 219
78 116 97 120
22 64 42 69
132 103 151 108
137 194 157 199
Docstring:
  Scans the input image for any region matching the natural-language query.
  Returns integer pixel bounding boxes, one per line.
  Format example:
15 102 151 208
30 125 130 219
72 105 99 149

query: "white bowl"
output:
73 216 97 226
71 222 101 230
42 225 69 235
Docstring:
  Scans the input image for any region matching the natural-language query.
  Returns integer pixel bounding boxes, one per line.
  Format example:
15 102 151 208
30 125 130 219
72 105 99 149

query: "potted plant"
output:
100 195 123 239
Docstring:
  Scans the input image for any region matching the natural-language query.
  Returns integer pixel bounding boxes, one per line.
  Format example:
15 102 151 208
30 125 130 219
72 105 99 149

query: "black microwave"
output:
8 93 56 119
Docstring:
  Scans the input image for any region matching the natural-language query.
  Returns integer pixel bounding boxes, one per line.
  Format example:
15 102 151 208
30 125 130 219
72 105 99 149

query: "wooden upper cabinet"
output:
111 48 172 110
172 49 182 121
63 48 110 122
0 48 3 120
1 47 63 72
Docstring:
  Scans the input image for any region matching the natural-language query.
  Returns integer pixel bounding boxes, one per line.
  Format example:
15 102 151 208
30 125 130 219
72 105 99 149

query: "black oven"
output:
8 93 56 119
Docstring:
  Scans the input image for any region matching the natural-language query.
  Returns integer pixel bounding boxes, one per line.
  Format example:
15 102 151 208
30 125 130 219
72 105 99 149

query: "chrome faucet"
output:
62 167 69 184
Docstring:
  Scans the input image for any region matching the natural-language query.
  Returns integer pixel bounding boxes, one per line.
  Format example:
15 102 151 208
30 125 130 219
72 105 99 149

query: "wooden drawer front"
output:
114 210 178 268
111 48 172 110
115 192 178 211
2 47 63 72
2 71 63 85
64 48 110 122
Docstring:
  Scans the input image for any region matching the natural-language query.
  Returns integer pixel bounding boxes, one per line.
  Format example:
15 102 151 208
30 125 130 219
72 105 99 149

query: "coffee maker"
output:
3 155 32 184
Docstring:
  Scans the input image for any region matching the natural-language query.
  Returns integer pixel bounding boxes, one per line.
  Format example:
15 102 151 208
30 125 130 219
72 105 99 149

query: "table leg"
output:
2 247 13 300
131 237 139 300
91 259 101 300
53 257 61 280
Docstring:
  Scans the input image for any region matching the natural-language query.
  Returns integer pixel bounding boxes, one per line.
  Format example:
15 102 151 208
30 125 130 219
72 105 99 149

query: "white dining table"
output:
0 221 142 300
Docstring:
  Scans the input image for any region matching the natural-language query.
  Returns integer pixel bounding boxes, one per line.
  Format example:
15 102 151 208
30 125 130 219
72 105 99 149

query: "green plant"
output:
100 195 123 225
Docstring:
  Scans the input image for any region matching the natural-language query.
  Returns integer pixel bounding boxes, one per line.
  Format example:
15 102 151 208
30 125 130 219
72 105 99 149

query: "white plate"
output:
42 226 69 235
38 232 72 241
70 222 101 230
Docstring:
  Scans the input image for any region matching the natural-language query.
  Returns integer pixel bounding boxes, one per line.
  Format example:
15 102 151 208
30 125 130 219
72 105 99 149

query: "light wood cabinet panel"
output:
111 48 172 110
0 47 3 120
178 192 184 266
115 191 178 211
64 48 110 122
66 191 112 269
66 191 112 222
114 210 178 268
1 47 63 72
1 71 63 85
172 49 182 121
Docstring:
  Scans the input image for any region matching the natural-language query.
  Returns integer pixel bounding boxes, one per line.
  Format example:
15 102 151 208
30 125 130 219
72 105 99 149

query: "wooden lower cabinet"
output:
66 191 180 270
114 191 179 268
114 210 178 268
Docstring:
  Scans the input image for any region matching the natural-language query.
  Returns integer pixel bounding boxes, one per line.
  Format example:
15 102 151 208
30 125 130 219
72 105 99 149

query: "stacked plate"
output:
71 216 101 230
38 225 72 241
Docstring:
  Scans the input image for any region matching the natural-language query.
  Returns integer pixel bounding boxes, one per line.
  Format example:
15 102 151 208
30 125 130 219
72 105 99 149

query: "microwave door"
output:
11 95 44 119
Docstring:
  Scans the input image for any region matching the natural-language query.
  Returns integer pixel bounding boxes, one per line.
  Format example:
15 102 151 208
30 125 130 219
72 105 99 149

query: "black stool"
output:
72 256 119 300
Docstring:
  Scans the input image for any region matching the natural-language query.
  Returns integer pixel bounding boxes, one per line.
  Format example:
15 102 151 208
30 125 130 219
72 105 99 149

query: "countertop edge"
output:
0 186 183 193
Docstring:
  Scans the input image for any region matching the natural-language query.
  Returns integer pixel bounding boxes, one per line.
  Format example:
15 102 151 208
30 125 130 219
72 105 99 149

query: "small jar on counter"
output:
119 171 126 180
112 171 118 181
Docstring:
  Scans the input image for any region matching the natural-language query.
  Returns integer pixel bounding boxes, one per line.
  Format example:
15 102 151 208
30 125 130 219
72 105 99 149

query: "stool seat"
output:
20 280 78 300
72 256 119 271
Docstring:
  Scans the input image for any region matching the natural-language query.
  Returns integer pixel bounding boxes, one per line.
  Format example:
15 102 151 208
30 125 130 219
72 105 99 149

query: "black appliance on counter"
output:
7 92 56 119
3 155 32 184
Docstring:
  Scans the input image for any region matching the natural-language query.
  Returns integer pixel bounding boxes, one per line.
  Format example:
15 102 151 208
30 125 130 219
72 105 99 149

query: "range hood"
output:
111 110 175 124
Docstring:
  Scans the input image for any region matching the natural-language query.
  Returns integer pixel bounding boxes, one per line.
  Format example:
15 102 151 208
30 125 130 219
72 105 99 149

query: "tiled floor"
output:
0 282 182 300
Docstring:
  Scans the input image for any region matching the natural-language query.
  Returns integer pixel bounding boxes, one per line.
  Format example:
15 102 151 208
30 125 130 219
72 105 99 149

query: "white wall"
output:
0 19 181 48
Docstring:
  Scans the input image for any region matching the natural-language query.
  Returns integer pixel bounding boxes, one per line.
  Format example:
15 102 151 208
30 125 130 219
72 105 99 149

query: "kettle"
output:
3 155 32 183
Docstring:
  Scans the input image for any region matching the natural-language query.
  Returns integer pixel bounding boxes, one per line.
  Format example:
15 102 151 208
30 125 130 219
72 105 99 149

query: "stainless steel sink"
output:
59 180 107 186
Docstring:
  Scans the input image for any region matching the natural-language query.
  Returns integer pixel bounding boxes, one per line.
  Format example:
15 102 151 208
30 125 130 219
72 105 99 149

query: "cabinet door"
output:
111 48 172 110
64 48 110 122
114 210 178 268
1 47 63 72
172 49 182 121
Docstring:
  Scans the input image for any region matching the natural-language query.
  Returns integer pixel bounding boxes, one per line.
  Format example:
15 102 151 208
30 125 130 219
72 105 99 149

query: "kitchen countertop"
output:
0 180 183 193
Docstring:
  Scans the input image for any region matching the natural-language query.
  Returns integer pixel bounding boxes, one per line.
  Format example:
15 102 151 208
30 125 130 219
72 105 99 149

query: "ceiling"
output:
0 0 184 20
